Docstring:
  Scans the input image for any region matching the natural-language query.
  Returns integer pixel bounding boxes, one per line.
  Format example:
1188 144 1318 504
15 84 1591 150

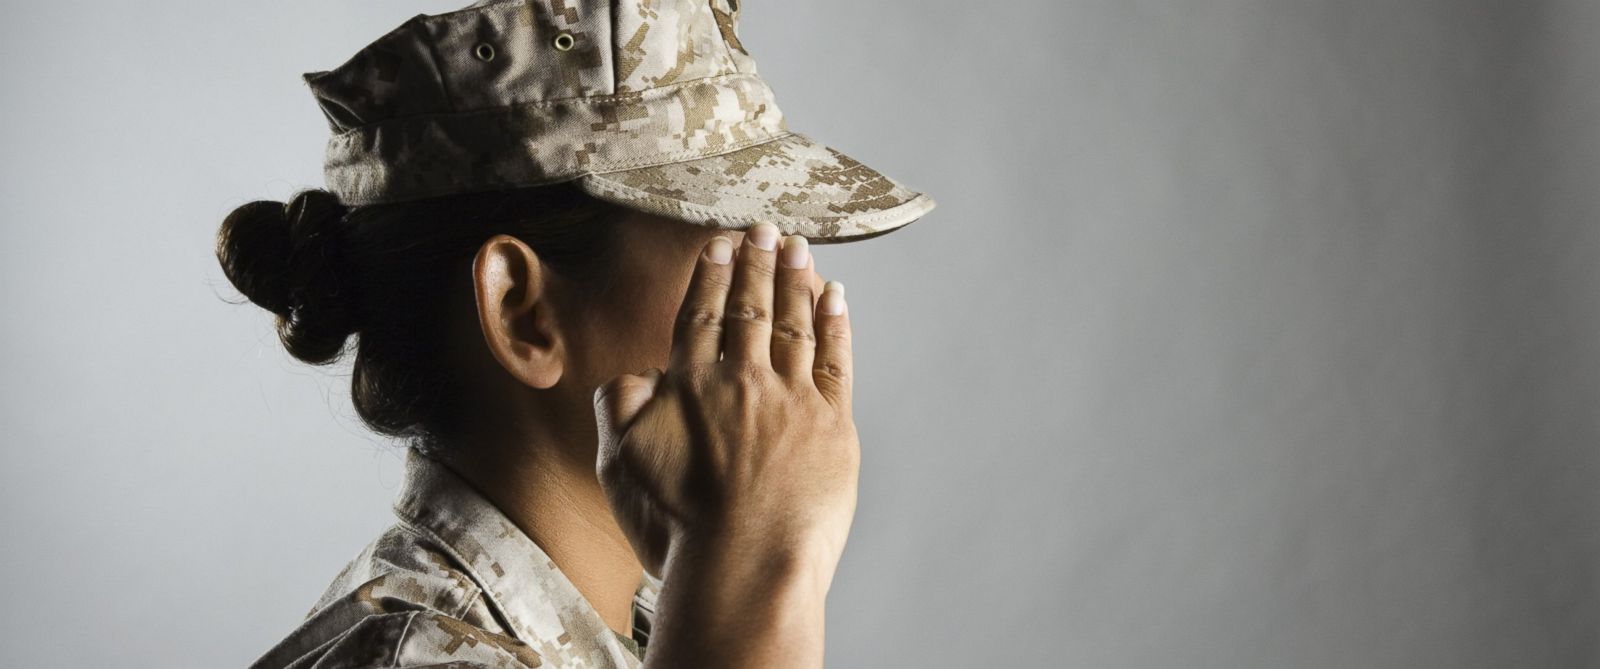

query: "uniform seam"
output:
584 127 792 171
418 20 460 112
451 583 487 620
608 0 622 95
391 610 422 668
710 1 742 74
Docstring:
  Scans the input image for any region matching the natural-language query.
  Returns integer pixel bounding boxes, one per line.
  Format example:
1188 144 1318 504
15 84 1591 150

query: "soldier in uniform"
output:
216 1 933 666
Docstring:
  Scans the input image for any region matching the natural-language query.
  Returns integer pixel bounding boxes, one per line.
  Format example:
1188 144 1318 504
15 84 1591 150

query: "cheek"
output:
581 221 724 379
637 289 682 369
595 265 692 375
632 243 715 369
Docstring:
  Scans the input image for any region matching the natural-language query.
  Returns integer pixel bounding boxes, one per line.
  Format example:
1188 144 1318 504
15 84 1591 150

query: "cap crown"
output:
307 0 758 132
303 0 786 205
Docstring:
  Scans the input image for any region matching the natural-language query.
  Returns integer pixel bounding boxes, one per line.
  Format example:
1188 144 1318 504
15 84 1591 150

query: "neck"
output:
441 430 644 638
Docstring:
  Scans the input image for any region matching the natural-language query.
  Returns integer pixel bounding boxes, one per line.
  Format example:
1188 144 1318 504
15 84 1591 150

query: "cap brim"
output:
576 132 935 243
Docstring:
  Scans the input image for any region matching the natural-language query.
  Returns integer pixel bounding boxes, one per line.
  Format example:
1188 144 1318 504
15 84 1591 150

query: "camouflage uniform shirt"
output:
250 449 660 668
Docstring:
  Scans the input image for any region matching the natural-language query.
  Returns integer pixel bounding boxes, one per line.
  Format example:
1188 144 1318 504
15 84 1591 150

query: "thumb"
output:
593 368 663 446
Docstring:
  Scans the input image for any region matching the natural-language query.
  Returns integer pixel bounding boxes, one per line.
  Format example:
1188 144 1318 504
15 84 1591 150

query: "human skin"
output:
596 226 857 668
437 214 848 666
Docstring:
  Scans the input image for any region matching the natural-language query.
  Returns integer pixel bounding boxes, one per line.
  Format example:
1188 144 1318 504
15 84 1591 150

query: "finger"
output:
812 281 852 408
723 222 781 366
771 235 817 379
669 237 736 369
593 369 663 451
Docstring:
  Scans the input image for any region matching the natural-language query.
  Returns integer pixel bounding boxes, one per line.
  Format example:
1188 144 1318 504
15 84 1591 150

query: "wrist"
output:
647 525 836 668
670 523 839 597
689 516 841 564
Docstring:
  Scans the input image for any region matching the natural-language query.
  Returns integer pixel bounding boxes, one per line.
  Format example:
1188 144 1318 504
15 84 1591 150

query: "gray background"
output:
1 1 1595 667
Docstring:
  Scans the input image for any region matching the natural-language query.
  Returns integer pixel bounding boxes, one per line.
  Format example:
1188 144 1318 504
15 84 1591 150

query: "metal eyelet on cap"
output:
552 32 575 52
473 42 496 62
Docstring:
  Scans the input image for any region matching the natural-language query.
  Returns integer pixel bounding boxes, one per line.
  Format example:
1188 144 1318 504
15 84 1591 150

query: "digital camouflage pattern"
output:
303 0 934 241
250 449 660 668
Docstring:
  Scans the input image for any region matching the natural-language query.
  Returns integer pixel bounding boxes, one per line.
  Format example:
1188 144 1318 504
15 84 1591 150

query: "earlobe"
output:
471 235 565 390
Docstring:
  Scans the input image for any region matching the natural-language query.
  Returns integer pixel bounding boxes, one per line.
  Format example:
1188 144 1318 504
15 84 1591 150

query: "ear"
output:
472 234 565 390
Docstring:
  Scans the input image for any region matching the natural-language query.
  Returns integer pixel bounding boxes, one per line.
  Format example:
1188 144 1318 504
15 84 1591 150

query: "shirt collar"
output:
392 448 649 665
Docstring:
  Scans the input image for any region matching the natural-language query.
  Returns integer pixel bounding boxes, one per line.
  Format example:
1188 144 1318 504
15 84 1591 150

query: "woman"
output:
222 1 933 667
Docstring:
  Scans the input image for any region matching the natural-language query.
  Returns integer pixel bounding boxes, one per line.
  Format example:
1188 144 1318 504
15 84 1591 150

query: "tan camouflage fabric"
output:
250 449 660 668
303 0 935 242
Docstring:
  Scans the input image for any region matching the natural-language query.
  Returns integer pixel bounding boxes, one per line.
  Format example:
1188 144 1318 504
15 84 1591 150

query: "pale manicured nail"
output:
706 236 733 264
821 281 846 315
747 222 780 251
780 235 810 269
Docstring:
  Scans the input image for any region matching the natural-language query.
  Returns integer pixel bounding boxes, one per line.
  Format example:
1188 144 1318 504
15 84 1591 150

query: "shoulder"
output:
252 610 541 669
249 524 531 669
313 522 486 618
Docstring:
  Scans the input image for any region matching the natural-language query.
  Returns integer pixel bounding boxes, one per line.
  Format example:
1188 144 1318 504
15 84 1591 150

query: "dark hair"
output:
216 183 624 452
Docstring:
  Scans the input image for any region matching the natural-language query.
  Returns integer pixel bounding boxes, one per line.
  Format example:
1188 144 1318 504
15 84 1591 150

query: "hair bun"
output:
216 190 358 364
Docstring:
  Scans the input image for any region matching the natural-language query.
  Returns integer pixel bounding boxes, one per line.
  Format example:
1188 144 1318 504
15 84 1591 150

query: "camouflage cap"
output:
303 0 935 242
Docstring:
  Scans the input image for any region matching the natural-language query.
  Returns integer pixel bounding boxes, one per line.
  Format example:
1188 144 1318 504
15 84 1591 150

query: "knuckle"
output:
677 306 724 331
724 302 771 326
814 361 851 384
771 321 816 345
593 377 624 406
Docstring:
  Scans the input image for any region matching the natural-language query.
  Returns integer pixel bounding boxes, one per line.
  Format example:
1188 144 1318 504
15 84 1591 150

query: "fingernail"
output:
706 236 733 264
780 235 810 269
747 222 780 251
821 281 846 315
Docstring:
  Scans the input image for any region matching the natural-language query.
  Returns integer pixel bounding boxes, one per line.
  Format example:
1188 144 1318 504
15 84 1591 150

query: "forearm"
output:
642 530 836 668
